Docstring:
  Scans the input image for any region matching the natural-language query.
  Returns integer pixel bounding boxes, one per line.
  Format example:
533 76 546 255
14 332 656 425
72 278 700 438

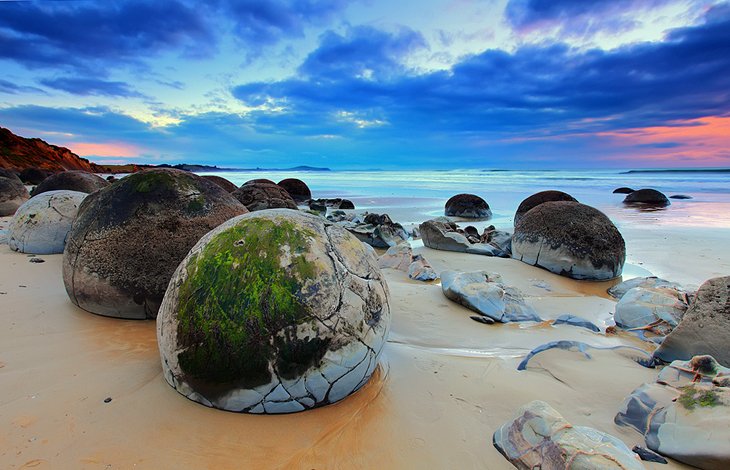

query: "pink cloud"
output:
67 141 142 158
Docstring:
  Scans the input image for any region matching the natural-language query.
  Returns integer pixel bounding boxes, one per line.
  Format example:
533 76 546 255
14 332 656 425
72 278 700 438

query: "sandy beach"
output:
2 207 727 469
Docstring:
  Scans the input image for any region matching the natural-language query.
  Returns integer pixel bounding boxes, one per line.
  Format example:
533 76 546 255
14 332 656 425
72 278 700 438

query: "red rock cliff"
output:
0 127 104 173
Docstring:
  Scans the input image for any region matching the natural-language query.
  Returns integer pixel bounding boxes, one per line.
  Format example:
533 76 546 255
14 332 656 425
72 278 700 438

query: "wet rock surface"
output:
0 176 30 216
441 270 541 323
614 287 688 331
494 400 645 470
63 168 247 319
342 213 408 248
419 218 510 257
30 170 109 197
157 210 390 413
512 201 625 280
311 198 355 210
8 190 87 254
654 276 730 367
444 193 491 219
608 276 686 300
624 189 670 207
232 180 297 211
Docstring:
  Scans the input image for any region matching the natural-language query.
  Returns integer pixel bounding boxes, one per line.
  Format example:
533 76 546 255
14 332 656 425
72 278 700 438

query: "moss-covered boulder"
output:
232 180 297 211
31 170 109 197
514 190 577 226
157 209 391 413
0 176 30 216
512 201 625 280
62 168 247 319
278 178 312 203
202 175 237 193
8 190 87 254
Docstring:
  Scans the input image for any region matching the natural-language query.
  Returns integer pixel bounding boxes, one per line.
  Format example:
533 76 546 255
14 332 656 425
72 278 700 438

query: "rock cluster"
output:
157 210 390 413
377 243 438 281
30 170 109 197
342 213 408 248
419 218 510 257
512 201 625 280
311 198 355 210
63 169 247 319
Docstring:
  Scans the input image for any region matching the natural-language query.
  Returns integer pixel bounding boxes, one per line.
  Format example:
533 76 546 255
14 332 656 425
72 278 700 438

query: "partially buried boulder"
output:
0 176 30 216
494 400 644 470
63 168 248 319
654 276 730 367
8 190 87 254
202 175 237 193
232 180 297 211
31 170 109 197
444 193 491 218
624 188 670 207
608 276 685 300
278 178 312 203
613 187 635 194
512 201 625 280
157 209 390 413
514 190 577 226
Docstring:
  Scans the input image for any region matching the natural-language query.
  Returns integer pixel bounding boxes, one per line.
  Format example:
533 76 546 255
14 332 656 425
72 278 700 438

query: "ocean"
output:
200 168 730 229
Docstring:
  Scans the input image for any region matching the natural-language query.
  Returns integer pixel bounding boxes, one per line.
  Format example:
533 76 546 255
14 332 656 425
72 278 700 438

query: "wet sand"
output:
2 213 726 469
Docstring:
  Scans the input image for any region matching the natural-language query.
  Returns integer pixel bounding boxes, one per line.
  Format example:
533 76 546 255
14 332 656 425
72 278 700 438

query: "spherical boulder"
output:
514 190 577 225
444 193 492 219
202 175 237 193
0 176 30 216
278 178 312 203
613 187 634 194
31 170 109 197
624 188 670 206
0 168 20 181
157 209 391 413
512 201 625 280
8 190 87 254
19 167 52 185
232 180 297 211
63 169 248 319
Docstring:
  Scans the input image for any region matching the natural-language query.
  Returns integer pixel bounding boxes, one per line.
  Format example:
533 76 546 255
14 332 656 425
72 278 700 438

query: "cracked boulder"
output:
63 168 248 319
614 287 688 330
654 276 730 367
441 270 541 323
514 190 577 226
608 276 686 300
513 201 625 280
419 218 508 256
444 193 491 219
278 178 312 203
344 213 408 248
30 170 109 197
0 176 30 216
157 209 391 413
232 180 297 211
8 190 87 254
408 254 438 281
494 400 644 470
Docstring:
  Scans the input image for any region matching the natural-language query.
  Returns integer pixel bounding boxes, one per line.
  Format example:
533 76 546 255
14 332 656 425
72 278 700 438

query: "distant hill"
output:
0 126 107 173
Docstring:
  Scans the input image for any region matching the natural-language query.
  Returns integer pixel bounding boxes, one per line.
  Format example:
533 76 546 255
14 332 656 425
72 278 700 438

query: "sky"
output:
0 0 729 169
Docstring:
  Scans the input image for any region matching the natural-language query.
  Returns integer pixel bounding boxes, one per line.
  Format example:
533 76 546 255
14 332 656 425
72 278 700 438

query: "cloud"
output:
0 79 46 95
39 77 147 98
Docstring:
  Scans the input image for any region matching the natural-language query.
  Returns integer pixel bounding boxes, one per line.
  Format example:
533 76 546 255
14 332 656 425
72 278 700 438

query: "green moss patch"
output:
677 385 722 410
175 217 323 390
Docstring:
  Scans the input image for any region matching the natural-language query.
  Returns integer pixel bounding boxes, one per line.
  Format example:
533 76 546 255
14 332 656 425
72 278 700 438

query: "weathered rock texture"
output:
157 210 390 413
512 201 625 280
514 190 577 226
419 218 508 257
278 178 312 203
63 169 248 319
8 190 87 254
444 193 491 218
494 400 644 470
608 276 685 300
614 287 688 330
0 176 30 216
344 213 408 248
654 276 730 367
232 180 297 211
30 170 109 197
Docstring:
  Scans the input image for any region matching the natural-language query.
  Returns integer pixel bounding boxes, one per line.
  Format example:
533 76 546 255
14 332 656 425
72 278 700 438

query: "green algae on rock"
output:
157 209 391 413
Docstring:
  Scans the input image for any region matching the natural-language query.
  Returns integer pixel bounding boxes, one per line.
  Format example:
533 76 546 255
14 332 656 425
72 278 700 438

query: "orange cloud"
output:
68 142 142 158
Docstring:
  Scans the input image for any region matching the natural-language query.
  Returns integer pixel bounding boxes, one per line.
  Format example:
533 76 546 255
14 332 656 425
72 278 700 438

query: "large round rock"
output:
8 190 87 254
31 170 109 197
514 190 577 225
0 176 30 216
63 169 248 319
624 188 670 207
202 175 237 193
513 201 625 280
19 168 52 185
444 193 492 218
278 178 312 203
232 180 297 211
157 209 391 413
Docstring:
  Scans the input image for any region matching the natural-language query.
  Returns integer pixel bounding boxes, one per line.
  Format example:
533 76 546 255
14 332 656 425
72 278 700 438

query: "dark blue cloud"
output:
0 79 46 95
39 77 146 98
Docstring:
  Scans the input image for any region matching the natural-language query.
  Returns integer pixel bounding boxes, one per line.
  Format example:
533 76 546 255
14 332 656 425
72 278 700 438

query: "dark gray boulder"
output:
512 201 625 280
0 176 30 216
202 175 237 193
0 168 20 181
30 170 109 197
624 189 670 206
514 190 577 225
62 168 248 319
654 276 730 367
232 180 297 211
19 167 52 185
444 193 491 219
613 187 635 194
278 178 312 203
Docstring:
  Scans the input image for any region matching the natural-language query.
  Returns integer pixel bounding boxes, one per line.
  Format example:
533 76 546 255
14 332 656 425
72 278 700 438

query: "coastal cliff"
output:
0 127 106 173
